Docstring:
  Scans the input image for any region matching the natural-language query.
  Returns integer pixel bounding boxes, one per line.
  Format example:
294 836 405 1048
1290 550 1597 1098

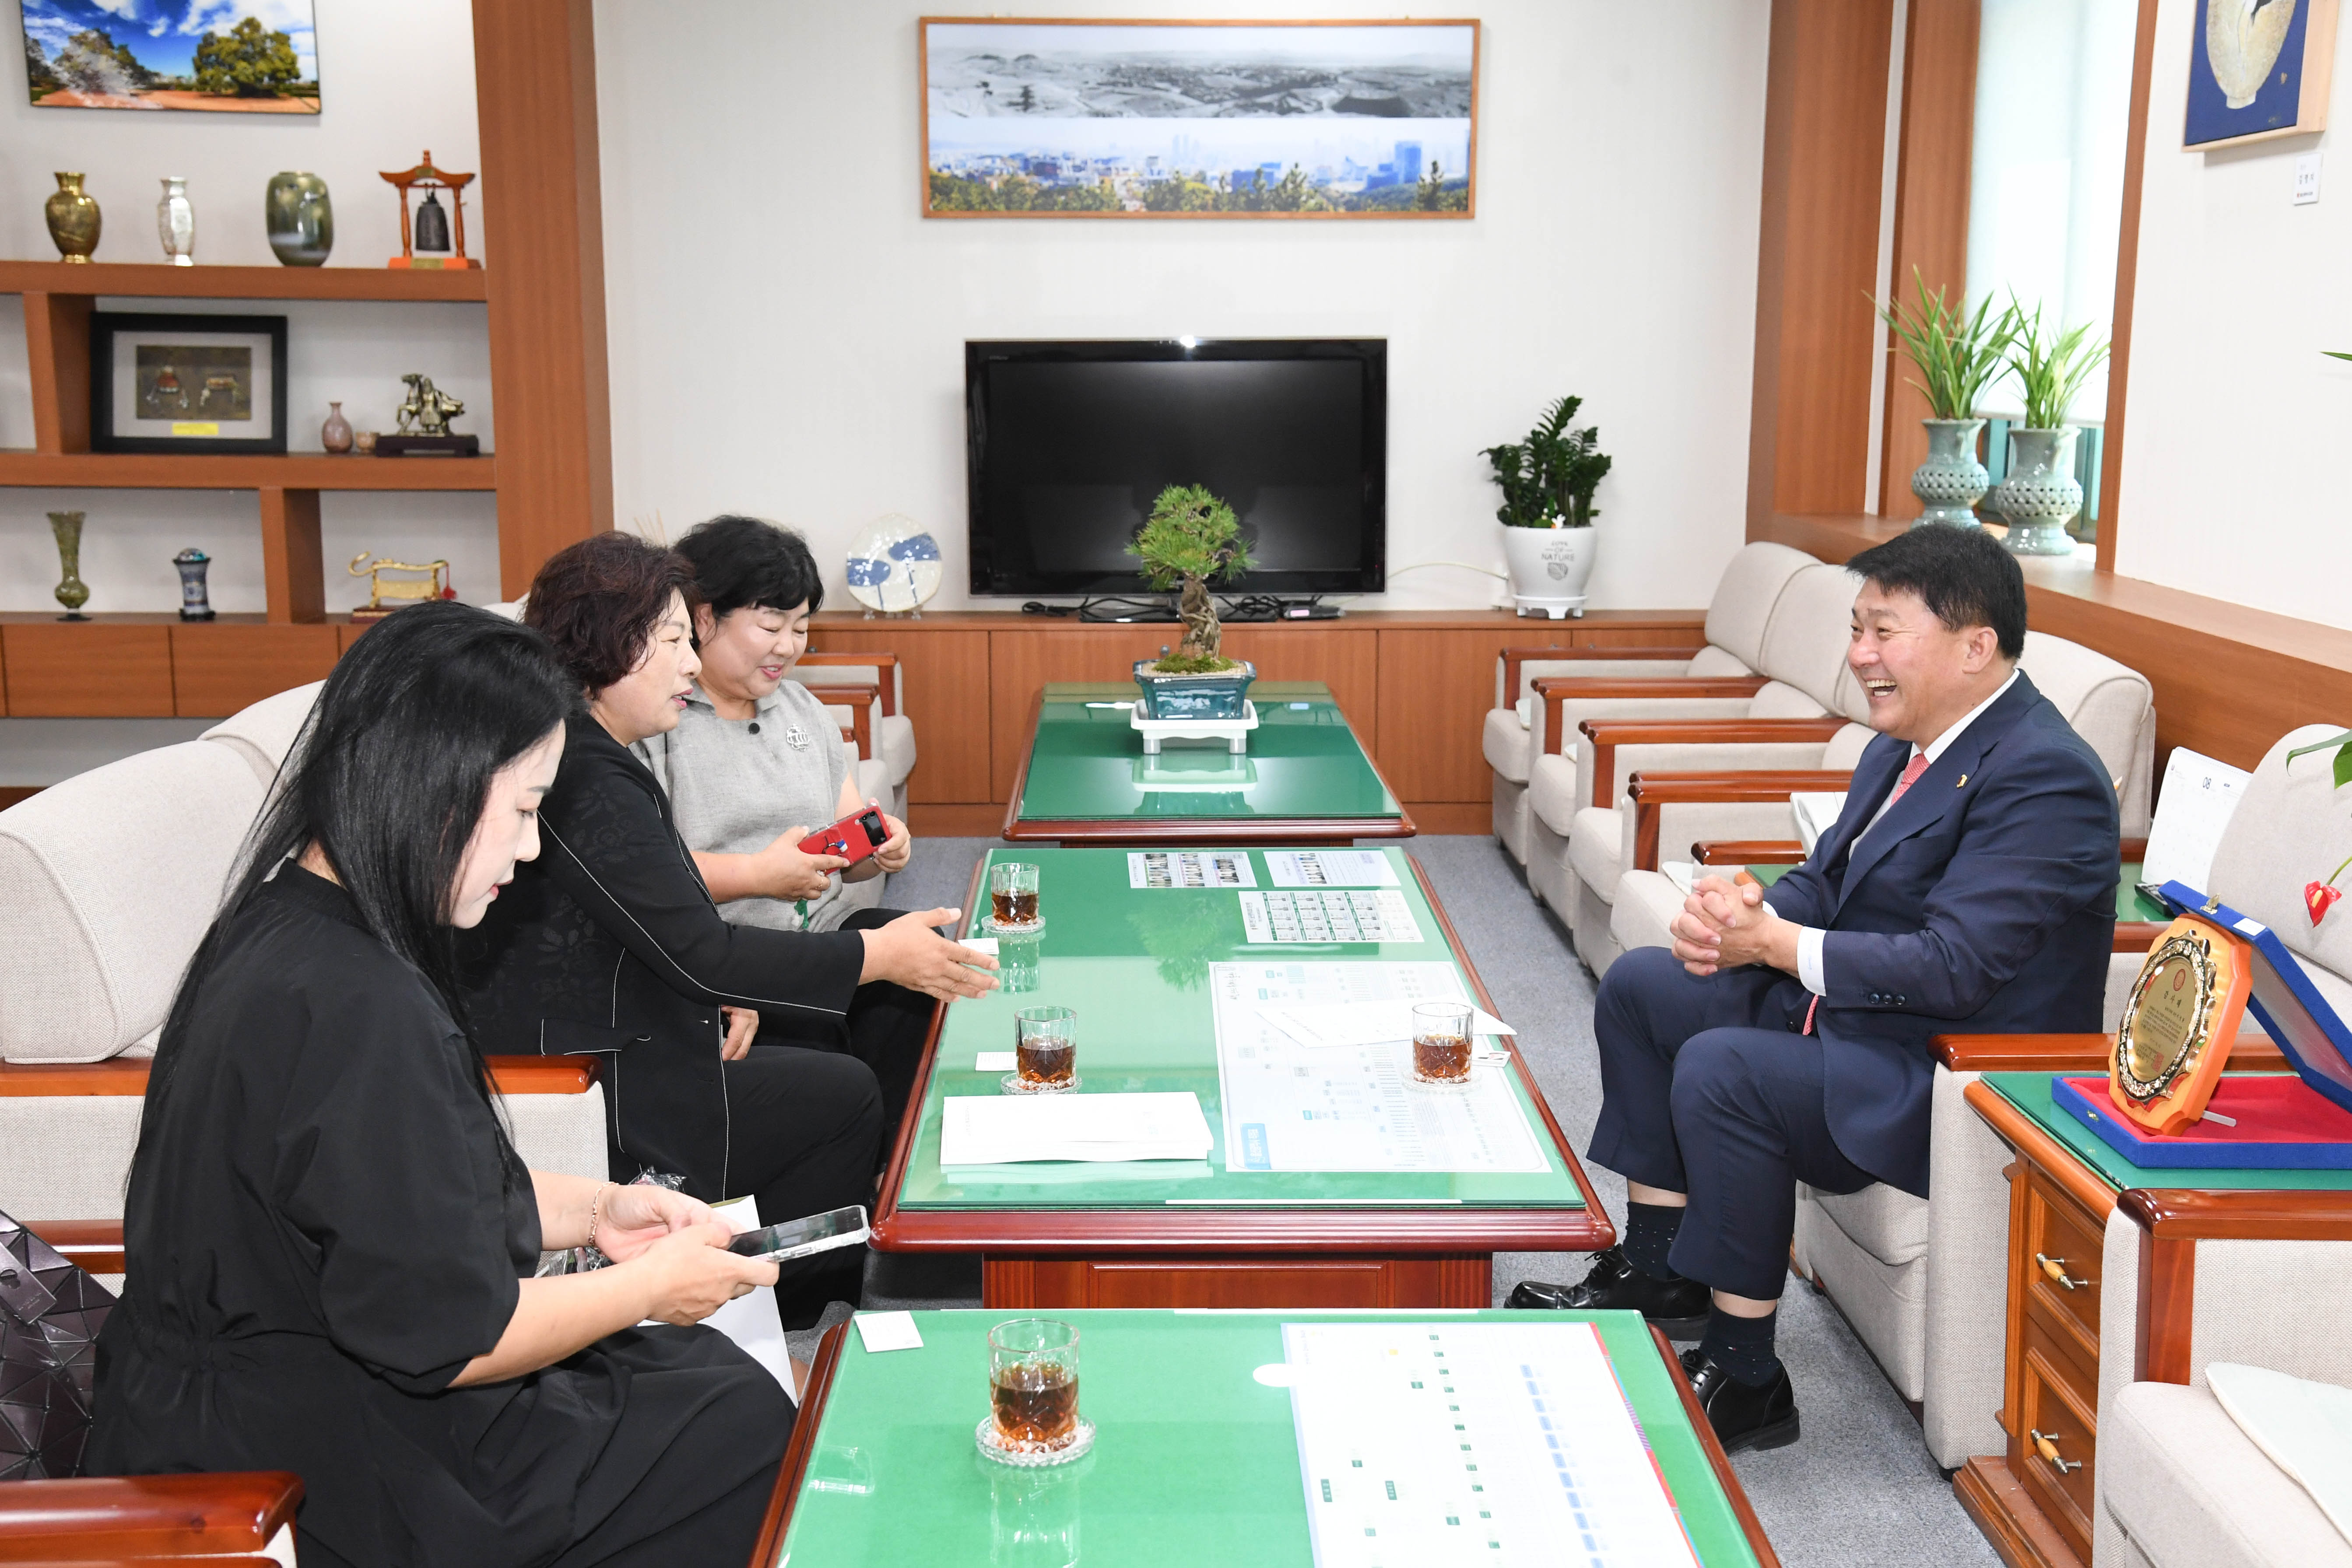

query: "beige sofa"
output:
1483 541 1816 863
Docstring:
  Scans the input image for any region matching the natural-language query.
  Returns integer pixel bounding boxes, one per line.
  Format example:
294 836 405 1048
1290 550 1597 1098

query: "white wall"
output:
594 0 1770 613
0 0 494 617
2113 0 2352 627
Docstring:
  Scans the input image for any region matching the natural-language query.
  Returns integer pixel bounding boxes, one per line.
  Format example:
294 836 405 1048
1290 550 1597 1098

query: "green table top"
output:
772 1308 1762 1568
1980 1071 2352 1192
1747 861 2169 923
1013 682 1403 824
894 846 1585 1211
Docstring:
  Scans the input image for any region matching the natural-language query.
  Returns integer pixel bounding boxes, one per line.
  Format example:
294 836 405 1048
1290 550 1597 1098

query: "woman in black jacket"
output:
460 532 995 1323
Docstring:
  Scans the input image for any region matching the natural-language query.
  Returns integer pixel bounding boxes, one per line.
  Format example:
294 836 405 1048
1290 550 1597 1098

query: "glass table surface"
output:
1980 1070 2352 1192
1013 682 1402 823
894 846 1585 1211
772 1308 1762 1568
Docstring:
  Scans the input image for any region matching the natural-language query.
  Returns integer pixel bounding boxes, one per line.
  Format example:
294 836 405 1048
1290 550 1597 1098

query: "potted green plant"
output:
1484 395 1612 619
1990 297 2110 555
1874 267 2019 528
1127 483 1257 719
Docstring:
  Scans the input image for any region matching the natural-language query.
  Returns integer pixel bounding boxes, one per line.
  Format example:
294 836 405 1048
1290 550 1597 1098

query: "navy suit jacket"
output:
1765 670 2117 1196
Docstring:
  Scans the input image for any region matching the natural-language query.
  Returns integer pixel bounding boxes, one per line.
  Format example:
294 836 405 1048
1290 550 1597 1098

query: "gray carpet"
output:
832 836 1998 1567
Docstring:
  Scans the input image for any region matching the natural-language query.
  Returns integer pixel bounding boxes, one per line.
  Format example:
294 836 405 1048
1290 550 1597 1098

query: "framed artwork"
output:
2184 0 2337 147
21 0 319 113
920 18 1479 219
91 313 288 455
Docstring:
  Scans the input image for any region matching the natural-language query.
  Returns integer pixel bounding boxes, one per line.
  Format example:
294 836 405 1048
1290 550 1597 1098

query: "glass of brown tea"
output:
988 1318 1084 1453
989 861 1043 930
1008 1005 1078 1094
1411 1000 1474 1086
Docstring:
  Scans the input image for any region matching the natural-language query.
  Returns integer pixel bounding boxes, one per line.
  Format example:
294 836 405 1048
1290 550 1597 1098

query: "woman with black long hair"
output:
90 602 791 1568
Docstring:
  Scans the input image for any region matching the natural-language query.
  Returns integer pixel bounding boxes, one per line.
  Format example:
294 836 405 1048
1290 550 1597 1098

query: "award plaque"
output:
2110 912 2252 1136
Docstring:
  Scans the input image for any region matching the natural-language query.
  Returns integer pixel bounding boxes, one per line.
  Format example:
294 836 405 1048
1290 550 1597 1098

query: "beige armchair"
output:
1483 541 1815 863
792 650 916 821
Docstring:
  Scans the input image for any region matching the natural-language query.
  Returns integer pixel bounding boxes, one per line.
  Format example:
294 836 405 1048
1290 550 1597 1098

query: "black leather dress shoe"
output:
1678 1348 1801 1453
1505 1247 1711 1336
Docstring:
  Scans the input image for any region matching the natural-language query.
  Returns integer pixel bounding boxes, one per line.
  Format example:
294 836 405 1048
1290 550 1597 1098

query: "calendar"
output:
1242 889 1423 946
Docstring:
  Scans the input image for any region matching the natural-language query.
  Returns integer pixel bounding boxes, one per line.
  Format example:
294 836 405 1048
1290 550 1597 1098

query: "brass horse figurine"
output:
394 373 466 437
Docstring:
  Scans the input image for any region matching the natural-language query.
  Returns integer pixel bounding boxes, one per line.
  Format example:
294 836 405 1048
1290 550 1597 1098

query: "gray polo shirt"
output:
634 681 852 932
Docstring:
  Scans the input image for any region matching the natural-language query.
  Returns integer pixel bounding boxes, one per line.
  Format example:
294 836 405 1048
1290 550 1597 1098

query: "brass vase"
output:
49 511 91 620
45 173 101 263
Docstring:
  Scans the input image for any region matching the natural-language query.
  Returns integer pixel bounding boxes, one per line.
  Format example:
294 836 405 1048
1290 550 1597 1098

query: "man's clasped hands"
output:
1669 874 1804 979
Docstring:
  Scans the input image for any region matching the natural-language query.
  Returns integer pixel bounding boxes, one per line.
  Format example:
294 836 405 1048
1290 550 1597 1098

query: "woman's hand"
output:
753 828 849 901
859 907 999 1001
629 1222 779 1325
868 807 912 875
593 1182 718 1263
719 1004 759 1061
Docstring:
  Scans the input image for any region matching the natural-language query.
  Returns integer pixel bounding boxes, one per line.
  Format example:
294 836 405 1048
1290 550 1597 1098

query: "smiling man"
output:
1511 526 2118 1454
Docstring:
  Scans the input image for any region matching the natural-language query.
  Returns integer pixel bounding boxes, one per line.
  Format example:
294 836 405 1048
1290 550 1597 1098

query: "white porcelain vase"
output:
1502 526 1596 619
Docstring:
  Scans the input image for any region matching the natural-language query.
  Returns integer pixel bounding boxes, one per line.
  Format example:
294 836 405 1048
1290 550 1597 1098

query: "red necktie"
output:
1803 751 1931 1034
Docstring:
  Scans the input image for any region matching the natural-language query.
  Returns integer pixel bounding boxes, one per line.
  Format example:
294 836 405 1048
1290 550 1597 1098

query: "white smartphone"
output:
724 1204 871 1263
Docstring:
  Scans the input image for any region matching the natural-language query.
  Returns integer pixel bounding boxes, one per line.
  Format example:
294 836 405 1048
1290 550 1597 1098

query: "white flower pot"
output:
1501 526 1595 619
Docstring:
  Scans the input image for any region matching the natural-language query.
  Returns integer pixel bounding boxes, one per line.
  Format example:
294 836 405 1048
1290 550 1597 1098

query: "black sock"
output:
1698 1304 1781 1387
1620 1200 1686 1280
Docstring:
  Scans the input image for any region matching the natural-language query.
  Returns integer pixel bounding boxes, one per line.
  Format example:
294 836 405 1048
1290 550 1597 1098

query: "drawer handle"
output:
2030 1429 2083 1474
2035 1253 2093 1291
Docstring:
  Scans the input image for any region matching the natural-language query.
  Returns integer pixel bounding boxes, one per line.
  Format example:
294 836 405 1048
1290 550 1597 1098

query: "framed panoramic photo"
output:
91 313 288 455
2183 0 2337 147
21 0 320 113
920 18 1479 219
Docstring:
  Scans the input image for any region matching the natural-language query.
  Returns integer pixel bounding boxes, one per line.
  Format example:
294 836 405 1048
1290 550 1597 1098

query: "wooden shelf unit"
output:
0 260 489 302
0 452 496 490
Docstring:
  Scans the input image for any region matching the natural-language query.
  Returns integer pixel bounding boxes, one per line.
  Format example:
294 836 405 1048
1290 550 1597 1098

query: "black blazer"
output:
1766 671 2117 1196
458 713 867 1197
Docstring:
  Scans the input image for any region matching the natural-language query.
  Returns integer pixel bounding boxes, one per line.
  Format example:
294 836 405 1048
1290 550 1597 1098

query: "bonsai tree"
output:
1130 484 1253 671
1873 267 2019 420
1483 396 1612 529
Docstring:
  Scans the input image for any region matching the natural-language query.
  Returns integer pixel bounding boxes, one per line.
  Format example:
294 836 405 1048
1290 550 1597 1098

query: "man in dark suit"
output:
1511 526 2118 1452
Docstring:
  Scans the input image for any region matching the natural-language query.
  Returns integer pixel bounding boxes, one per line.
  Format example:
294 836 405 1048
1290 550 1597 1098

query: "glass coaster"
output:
1410 1070 1473 1090
1001 1072 1082 1095
976 1415 1096 1468
983 915 1046 937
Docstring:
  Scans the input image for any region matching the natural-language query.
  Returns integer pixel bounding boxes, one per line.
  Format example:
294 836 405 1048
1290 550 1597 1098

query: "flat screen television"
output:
965 339 1386 598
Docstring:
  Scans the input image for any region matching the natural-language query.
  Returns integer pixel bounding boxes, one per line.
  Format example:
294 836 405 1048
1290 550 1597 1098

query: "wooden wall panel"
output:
1747 0 1898 532
22 291 92 455
1216 626 1379 752
810 626 992 804
988 627 1174 801
3 625 173 716
473 0 613 595
171 624 340 717
1377 629 1560 803
2096 0 2162 574
1878 0 1982 520
258 488 324 624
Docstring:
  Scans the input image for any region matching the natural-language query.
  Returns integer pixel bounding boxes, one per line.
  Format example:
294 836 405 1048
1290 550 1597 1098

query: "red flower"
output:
2309 881 2344 926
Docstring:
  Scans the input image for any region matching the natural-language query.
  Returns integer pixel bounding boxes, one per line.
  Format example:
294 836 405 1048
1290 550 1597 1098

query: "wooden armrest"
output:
1932 1031 2288 1073
1499 643 1697 705
2115 921 2169 953
2121 1186 2352 1242
4 1057 596 1098
1578 717 1848 808
799 651 899 716
1624 770 1855 870
800 681 880 759
1531 676 1770 756
1691 839 1806 866
24 1219 123 1276
0 1473 302 1556
484 1056 600 1094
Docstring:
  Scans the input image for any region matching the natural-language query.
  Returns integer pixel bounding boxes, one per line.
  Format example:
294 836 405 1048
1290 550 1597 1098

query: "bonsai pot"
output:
1502 525 1596 619
1132 659 1257 721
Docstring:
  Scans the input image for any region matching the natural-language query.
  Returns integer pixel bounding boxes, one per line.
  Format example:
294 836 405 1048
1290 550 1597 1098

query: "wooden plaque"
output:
2109 913 2251 1136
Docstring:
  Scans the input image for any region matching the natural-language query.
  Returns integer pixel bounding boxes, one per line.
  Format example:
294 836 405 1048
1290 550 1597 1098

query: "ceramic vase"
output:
1909 418 1989 528
45 173 101 263
321 401 354 454
157 177 195 266
264 172 333 266
1989 428 2083 556
1501 525 1597 619
173 548 216 621
49 511 91 620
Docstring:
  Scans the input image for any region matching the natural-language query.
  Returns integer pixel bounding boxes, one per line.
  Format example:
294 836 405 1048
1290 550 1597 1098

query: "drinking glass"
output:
983 1318 1090 1461
999 927 1043 995
990 861 1042 930
1008 1005 1078 1094
1411 1000 1474 1085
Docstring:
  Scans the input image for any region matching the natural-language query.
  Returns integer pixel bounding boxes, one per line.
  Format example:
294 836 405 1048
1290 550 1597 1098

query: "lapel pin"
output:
1956 774 1968 787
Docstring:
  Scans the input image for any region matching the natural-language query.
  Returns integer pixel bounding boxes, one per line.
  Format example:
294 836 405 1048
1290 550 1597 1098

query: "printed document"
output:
2142 748 2250 894
1129 850 1257 889
1242 888 1423 945
1267 850 1401 888
939 1091 1213 1165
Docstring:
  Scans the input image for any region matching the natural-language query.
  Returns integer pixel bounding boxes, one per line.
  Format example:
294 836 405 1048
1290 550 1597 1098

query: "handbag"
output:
0 1208 115 1480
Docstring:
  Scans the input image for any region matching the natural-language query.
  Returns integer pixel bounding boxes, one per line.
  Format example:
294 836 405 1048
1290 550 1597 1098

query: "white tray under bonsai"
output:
1128 699 1258 756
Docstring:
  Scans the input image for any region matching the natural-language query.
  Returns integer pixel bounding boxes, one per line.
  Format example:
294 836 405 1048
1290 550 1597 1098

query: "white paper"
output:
705 1196 797 1400
853 1310 925 1354
1129 849 1257 889
1212 963 1548 1173
1282 1320 1701 1568
1257 1000 1515 1050
2142 748 2251 893
1241 888 1423 945
940 1091 1214 1165
1266 850 1400 888
959 936 1000 955
975 1051 1016 1072
1791 791 1846 854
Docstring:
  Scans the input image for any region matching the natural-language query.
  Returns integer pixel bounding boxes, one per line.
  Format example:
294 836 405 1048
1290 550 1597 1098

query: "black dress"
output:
88 866 791 1568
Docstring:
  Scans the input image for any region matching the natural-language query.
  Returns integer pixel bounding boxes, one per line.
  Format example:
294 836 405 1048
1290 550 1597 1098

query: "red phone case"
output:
799 809 885 865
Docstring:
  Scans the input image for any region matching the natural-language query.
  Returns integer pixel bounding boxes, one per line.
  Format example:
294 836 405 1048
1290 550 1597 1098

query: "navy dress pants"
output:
1586 947 1877 1301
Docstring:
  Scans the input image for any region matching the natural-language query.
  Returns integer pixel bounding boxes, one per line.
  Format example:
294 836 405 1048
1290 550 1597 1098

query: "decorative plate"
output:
845 514 942 614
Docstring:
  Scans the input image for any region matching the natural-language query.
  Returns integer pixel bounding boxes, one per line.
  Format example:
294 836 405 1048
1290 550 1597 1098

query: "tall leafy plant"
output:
1483 396 1613 528
1874 268 2019 419
2006 295 2110 430
1130 484 1253 670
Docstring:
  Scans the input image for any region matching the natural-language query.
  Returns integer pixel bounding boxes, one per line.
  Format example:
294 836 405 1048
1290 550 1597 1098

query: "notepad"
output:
1257 1000 1515 1050
939 1091 1214 1165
